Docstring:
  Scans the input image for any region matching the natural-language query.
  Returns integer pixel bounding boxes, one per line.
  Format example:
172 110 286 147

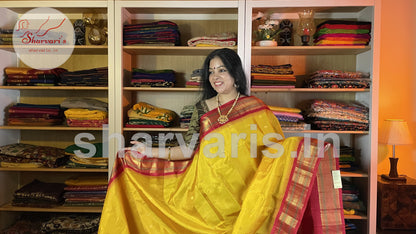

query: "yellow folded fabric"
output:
315 40 368 45
344 208 356 215
70 155 108 166
0 161 43 168
128 102 177 123
65 176 108 186
268 105 302 113
64 108 107 120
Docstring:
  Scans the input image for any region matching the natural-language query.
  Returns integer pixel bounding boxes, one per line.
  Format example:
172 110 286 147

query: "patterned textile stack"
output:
179 105 195 128
58 67 108 86
187 32 237 47
268 105 308 131
301 99 369 131
313 20 372 46
0 28 13 45
7 103 64 126
339 145 358 172
64 143 108 169
123 20 180 46
61 98 108 127
3 67 67 86
131 68 175 87
0 213 101 234
251 64 296 88
63 176 108 207
306 70 371 88
0 143 69 168
126 102 178 128
342 179 366 216
185 69 202 88
12 179 66 208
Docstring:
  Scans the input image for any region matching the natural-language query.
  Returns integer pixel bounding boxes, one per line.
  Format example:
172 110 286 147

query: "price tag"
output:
332 170 342 189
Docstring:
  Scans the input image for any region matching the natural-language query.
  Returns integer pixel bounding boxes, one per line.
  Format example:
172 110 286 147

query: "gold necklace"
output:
217 92 240 124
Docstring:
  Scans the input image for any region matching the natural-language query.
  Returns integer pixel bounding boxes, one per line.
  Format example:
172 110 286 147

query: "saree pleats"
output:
99 96 344 234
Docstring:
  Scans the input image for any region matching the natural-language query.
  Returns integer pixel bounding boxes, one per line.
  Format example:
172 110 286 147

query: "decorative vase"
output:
256 40 277 47
296 9 315 46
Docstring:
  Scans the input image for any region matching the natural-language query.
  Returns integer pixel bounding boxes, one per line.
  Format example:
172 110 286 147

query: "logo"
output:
13 7 74 70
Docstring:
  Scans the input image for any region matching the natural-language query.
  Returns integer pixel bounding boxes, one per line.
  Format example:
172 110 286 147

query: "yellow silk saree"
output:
99 96 344 233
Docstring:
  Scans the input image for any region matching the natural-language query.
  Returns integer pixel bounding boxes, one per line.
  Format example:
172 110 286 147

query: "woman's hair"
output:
200 48 248 100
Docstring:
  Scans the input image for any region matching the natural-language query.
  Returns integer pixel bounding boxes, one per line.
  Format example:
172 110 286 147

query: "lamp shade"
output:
380 119 413 145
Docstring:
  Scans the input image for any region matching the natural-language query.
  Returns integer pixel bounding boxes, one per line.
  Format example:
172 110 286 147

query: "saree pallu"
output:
99 96 344 233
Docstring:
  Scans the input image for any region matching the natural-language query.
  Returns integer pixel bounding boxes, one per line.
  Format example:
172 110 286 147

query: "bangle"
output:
167 146 171 161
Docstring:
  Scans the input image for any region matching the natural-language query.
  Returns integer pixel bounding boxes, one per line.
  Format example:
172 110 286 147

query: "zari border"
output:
271 138 322 233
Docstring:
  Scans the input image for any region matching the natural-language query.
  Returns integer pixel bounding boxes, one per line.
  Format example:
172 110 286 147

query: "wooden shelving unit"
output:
245 1 379 233
0 0 114 230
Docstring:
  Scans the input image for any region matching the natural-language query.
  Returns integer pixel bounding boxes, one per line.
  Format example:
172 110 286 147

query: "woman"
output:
99 48 344 233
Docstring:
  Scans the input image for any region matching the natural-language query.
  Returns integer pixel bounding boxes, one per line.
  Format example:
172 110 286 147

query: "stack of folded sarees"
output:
251 64 296 88
7 103 64 126
123 20 180 46
63 176 108 207
185 69 202 88
131 68 175 87
58 67 108 86
187 32 237 47
313 20 372 46
126 102 178 128
179 105 195 128
268 105 308 131
1 213 101 233
301 99 369 131
63 142 108 169
339 145 359 172
306 70 371 88
0 28 13 45
0 143 69 168
342 179 366 216
61 97 108 127
12 179 66 208
4 67 67 86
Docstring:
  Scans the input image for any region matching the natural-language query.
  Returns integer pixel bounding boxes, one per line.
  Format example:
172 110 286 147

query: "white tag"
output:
332 170 343 189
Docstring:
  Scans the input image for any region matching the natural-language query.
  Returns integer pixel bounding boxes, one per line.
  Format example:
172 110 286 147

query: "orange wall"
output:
379 0 416 178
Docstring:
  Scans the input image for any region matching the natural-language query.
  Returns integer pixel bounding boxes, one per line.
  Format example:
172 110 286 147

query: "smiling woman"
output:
99 48 345 234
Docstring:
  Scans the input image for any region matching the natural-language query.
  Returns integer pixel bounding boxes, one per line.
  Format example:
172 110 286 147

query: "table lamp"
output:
380 119 413 182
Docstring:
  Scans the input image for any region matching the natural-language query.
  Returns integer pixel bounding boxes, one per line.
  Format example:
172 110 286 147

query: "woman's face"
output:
208 56 237 95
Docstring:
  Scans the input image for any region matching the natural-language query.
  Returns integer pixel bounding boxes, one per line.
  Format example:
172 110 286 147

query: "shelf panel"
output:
251 88 370 92
124 127 188 132
251 46 371 55
341 171 368 178
123 46 237 55
0 126 107 131
124 87 199 92
0 203 102 213
0 86 108 90
0 167 107 172
0 45 108 55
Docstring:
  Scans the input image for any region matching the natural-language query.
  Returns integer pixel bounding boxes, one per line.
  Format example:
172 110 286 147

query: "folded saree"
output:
127 102 178 123
99 96 344 233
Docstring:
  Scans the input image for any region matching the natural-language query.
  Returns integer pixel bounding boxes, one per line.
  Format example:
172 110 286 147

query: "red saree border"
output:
108 149 192 186
271 138 321 233
271 139 345 234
